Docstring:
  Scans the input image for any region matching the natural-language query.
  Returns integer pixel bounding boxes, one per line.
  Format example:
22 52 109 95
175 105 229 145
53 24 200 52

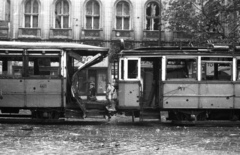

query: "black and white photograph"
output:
0 0 240 154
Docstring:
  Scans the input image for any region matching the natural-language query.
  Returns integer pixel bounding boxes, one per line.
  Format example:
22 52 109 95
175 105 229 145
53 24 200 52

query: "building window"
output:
86 0 100 29
116 1 130 30
145 1 160 30
55 0 69 28
24 0 39 28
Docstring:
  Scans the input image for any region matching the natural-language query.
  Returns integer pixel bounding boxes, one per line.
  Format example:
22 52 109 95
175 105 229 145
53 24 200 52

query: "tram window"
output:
28 57 60 77
236 60 240 80
127 60 138 79
0 57 23 78
201 57 232 81
166 59 197 80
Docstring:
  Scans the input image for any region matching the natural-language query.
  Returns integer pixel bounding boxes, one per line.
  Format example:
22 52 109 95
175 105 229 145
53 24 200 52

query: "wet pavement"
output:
0 115 240 155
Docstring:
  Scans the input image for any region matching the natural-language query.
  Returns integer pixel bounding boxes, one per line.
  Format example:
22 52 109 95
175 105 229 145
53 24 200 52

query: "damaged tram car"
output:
117 45 240 122
0 41 109 119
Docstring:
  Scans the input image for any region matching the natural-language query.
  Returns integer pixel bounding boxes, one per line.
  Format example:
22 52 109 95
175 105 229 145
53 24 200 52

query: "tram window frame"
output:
119 58 124 80
119 58 140 81
0 55 24 78
27 55 61 78
201 57 232 81
237 59 240 81
166 57 197 81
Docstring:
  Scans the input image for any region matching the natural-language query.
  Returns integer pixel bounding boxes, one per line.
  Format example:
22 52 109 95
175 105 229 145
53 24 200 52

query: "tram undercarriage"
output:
168 109 240 121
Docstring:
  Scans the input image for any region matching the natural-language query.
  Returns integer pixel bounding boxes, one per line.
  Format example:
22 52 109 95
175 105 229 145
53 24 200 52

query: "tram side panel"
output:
234 83 240 108
25 79 63 107
118 81 140 109
162 82 199 109
0 79 64 108
199 83 234 109
162 82 234 109
0 79 25 107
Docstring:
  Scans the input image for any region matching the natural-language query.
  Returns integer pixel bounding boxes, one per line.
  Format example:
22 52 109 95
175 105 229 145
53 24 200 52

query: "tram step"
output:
140 111 160 120
141 107 160 111
86 109 106 116
85 101 107 110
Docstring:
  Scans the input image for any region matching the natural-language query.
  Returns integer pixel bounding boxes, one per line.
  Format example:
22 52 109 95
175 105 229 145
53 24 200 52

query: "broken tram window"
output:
166 58 197 80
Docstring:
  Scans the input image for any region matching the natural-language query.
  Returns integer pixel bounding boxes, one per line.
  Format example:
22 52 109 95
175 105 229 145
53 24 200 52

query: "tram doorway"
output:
141 58 162 109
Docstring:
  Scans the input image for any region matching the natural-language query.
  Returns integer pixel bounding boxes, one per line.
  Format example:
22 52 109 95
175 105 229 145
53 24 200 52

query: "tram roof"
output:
0 41 109 55
120 45 240 56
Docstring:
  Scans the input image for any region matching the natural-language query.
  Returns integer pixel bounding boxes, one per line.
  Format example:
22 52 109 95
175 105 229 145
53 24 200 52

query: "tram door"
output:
118 58 141 109
141 58 162 108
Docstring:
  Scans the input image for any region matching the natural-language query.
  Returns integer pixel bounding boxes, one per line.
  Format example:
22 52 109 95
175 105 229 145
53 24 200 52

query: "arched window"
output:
85 0 100 29
116 1 130 30
24 0 39 28
55 0 69 28
145 1 160 30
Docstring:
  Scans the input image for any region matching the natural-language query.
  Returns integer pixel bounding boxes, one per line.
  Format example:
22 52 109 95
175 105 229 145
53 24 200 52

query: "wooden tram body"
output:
1 41 240 122
0 41 108 119
117 46 240 121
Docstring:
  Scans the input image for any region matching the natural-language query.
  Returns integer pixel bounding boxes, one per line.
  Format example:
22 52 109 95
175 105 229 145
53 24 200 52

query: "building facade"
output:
0 0 170 45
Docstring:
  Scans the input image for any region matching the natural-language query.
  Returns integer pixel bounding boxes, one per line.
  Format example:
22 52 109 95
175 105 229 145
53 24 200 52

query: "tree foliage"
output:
164 0 240 44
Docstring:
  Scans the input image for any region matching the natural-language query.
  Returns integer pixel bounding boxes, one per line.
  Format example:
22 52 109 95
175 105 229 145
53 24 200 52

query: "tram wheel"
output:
51 111 60 119
31 110 43 119
31 110 60 120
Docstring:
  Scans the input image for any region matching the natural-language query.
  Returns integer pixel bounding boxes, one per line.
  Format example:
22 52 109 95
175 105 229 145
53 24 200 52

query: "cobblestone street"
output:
0 115 240 155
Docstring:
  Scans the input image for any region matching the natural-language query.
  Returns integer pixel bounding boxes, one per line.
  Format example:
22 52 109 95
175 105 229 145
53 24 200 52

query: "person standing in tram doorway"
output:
87 82 97 101
106 82 116 111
